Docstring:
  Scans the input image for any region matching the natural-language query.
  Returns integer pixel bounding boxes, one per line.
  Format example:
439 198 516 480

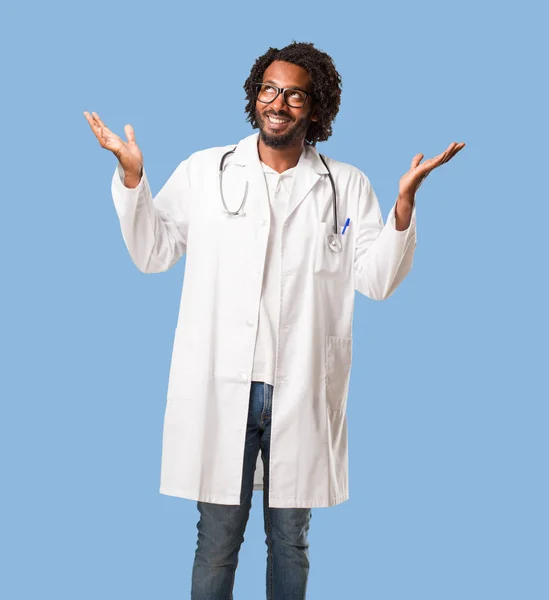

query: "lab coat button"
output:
260 219 267 226
239 372 248 383
246 319 254 327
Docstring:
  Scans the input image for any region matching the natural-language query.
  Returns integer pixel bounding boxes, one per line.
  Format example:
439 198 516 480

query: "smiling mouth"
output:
267 115 290 124
264 114 292 131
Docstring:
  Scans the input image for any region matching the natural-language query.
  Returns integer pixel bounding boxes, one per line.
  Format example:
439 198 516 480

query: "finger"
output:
92 111 115 137
427 147 449 167
410 153 424 169
83 111 98 128
441 142 465 165
447 142 466 162
418 142 466 183
124 124 136 144
427 143 456 169
83 111 102 140
440 142 457 165
436 143 455 166
415 155 441 174
83 111 97 130
92 111 107 129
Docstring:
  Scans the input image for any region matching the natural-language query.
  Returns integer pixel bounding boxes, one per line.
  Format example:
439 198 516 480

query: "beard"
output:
255 107 312 148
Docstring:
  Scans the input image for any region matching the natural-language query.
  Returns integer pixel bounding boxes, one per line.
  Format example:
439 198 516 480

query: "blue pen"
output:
341 218 350 235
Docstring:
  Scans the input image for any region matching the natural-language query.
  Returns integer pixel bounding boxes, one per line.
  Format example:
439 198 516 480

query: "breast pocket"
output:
313 221 353 280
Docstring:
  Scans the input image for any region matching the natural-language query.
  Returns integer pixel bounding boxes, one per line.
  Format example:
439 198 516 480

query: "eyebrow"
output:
263 79 309 92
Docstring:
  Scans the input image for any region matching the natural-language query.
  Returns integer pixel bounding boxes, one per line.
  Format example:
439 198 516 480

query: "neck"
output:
257 136 305 173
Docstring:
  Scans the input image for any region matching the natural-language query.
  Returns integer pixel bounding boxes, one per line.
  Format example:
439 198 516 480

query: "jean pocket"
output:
325 335 352 411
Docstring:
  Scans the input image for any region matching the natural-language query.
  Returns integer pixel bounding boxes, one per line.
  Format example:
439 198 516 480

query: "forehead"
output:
262 60 312 89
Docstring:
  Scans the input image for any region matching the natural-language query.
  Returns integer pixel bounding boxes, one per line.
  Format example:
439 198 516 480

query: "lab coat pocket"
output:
314 221 353 280
166 328 195 402
325 335 352 411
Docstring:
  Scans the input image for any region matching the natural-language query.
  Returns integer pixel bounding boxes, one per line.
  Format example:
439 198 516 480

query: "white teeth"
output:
268 116 289 124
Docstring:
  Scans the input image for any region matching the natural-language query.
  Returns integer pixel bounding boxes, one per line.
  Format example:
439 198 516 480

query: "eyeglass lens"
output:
256 84 307 107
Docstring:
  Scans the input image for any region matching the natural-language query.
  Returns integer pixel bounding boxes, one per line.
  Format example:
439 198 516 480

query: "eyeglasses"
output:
254 83 312 108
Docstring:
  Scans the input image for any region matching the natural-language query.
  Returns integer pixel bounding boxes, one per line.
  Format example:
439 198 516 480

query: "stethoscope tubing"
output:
219 148 247 216
317 153 338 238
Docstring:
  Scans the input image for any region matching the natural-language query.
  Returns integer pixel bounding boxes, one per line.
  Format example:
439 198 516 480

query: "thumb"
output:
124 124 136 144
410 153 424 169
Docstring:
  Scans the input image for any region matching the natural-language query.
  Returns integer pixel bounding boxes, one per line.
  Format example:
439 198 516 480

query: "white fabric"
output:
110 132 417 508
251 161 296 386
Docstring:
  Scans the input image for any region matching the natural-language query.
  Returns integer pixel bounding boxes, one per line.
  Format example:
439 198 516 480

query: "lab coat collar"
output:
232 132 330 223
231 132 329 176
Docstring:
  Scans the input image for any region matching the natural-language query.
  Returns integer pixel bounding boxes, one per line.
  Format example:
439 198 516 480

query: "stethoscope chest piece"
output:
327 232 342 253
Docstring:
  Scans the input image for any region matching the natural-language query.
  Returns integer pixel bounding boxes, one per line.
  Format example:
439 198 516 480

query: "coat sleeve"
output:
110 158 193 273
353 173 417 300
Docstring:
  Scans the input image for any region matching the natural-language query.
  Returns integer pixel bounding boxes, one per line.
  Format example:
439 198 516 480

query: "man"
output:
85 41 464 600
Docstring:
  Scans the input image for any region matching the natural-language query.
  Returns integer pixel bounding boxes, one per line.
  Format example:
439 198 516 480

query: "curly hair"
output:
243 41 342 146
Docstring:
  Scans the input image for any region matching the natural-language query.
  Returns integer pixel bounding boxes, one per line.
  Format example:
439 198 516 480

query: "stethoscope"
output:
219 147 343 252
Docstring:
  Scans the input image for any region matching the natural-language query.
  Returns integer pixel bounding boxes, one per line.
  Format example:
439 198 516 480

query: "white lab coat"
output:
111 132 416 508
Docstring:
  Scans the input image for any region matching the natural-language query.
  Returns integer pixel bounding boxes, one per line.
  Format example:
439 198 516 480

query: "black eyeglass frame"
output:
253 83 314 108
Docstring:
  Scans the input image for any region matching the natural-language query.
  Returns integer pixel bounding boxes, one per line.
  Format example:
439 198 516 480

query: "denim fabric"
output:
191 381 312 599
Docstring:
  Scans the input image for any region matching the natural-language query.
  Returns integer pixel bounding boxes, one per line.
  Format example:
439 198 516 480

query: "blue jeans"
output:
191 381 312 600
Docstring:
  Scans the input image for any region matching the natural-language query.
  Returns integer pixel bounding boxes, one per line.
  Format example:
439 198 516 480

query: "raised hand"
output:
83 111 143 181
399 141 466 200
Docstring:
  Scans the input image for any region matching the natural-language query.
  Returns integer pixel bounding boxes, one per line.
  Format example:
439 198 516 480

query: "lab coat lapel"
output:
229 133 329 223
284 143 328 223
230 133 270 221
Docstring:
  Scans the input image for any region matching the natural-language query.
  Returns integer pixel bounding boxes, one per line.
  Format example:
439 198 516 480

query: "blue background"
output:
2 0 547 598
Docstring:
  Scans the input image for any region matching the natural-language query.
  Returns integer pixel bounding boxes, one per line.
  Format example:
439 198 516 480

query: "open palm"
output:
83 111 143 176
399 142 466 199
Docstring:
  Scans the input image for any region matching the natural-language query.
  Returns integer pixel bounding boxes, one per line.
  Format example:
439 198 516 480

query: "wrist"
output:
121 163 143 189
123 172 142 189
397 193 415 207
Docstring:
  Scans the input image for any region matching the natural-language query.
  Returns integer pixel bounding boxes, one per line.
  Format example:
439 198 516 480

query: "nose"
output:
271 91 289 112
